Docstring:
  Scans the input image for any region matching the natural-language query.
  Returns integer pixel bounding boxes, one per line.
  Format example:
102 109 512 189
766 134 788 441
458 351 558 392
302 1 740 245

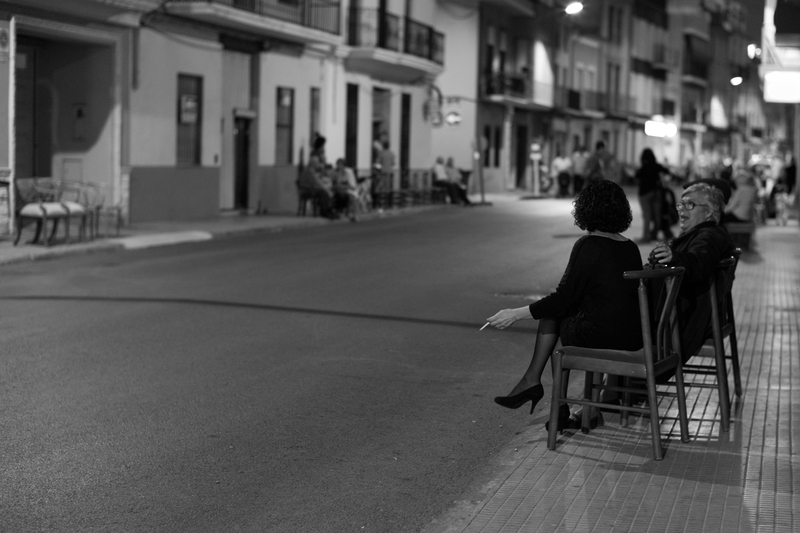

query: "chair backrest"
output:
624 267 685 365
713 248 741 327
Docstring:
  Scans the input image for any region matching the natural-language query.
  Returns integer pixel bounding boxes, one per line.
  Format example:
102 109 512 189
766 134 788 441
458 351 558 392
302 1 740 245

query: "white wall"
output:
259 51 328 166
130 28 223 167
431 2 480 171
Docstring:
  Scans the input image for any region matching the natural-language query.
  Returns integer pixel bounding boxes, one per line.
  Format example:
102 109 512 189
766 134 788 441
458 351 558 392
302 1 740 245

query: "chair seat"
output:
19 202 68 218
61 201 87 214
560 346 679 379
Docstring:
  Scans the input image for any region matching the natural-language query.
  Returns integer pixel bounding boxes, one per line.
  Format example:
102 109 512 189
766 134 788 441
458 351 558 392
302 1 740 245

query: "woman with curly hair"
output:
485 180 643 430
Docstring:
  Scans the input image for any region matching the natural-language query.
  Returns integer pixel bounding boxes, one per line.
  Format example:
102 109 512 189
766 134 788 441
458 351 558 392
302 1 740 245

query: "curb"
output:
0 203 451 267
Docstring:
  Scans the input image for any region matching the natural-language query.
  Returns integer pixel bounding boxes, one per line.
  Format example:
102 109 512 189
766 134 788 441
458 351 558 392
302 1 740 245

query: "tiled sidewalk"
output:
437 222 800 533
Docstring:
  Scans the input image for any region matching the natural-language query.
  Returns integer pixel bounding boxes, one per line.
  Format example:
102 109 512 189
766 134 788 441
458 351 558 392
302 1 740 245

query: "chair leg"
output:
727 299 742 397
621 377 631 428
711 299 731 432
547 351 565 451
645 373 665 461
582 371 594 433
673 363 691 443
46 218 59 246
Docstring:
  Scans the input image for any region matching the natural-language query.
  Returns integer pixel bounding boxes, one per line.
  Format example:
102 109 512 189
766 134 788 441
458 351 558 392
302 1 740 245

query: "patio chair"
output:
547 266 689 461
670 250 742 432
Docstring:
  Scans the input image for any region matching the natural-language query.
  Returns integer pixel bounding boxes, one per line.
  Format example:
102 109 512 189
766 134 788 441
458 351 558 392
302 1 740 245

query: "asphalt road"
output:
0 197 647 532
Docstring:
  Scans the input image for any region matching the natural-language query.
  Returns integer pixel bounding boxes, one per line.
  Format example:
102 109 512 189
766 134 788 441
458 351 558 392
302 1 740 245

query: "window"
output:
309 87 320 145
177 74 203 165
276 87 294 165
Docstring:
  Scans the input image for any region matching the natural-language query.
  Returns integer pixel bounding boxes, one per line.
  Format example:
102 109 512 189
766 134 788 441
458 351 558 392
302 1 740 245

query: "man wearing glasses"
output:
648 182 736 366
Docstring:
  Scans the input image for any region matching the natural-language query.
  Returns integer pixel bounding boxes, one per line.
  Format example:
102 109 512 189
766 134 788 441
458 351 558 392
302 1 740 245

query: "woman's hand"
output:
650 241 673 264
486 307 531 330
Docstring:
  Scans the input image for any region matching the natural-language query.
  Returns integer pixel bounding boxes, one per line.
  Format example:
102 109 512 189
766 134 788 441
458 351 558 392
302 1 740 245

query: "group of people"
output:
297 134 366 221
551 142 619 198
486 174 736 431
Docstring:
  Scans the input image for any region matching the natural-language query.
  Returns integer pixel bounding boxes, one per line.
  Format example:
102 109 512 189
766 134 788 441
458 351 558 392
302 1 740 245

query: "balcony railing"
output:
556 88 604 112
681 104 706 124
484 73 531 99
599 93 636 114
174 0 341 34
404 17 444 64
348 8 399 50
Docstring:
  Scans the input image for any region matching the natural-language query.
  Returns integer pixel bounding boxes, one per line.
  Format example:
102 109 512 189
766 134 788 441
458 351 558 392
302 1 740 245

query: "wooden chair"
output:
547 266 689 461
296 183 319 217
671 250 742 432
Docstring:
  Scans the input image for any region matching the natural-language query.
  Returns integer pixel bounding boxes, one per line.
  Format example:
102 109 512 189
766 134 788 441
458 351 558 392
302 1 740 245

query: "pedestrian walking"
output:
551 150 573 198
571 145 589 194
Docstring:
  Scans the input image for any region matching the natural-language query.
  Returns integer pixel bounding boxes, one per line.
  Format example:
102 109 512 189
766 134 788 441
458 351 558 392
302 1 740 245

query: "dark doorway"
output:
400 93 411 187
234 117 251 210
515 125 528 189
345 83 358 168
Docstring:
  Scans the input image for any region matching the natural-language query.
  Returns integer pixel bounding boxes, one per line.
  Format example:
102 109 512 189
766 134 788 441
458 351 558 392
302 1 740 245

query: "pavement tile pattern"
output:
451 224 800 533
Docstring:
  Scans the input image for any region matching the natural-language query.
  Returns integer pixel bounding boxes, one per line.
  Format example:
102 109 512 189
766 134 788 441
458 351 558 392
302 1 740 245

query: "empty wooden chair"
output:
548 266 689 461
672 250 742 432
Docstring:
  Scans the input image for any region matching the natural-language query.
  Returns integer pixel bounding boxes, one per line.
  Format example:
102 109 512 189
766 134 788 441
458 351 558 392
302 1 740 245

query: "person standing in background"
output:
551 150 573 198
571 145 589 194
377 140 395 194
634 148 669 242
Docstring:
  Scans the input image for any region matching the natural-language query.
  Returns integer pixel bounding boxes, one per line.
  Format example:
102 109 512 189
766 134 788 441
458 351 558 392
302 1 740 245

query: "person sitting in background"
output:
332 158 359 222
297 135 336 219
722 169 758 223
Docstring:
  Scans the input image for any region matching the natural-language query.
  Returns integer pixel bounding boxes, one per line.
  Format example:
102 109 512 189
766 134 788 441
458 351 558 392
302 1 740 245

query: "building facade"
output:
1 0 783 228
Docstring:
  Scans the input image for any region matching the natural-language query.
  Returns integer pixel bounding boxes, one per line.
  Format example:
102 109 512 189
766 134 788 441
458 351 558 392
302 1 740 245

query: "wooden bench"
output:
726 221 756 251
14 178 89 246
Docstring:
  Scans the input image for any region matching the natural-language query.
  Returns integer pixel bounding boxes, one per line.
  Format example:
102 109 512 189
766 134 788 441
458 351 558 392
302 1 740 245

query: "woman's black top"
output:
635 162 668 196
529 235 644 350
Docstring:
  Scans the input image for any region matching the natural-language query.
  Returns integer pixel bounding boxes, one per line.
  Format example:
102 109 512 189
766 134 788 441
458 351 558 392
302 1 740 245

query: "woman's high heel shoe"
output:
545 405 573 434
494 384 544 414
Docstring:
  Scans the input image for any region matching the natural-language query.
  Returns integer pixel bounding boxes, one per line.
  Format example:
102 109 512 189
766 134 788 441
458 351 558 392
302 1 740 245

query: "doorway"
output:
515 125 528 189
234 117 251 210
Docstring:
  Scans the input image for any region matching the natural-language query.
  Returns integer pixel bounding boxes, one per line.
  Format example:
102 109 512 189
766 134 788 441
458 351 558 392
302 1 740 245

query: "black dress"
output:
529 235 644 351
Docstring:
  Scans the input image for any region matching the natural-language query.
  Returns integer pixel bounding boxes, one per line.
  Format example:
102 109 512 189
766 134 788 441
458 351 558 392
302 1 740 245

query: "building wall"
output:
431 2 479 173
128 26 223 222
219 49 253 210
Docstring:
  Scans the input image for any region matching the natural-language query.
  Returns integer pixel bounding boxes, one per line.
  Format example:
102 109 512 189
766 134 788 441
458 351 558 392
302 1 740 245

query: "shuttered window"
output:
177 74 202 165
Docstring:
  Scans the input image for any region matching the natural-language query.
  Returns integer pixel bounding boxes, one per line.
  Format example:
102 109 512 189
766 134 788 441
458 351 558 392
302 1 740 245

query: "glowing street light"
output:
565 2 584 15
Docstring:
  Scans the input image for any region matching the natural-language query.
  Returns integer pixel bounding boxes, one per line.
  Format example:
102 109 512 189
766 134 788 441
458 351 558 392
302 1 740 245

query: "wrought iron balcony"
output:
599 93 636 115
404 17 444 64
345 8 444 82
348 8 400 51
167 0 341 35
681 104 706 124
484 73 530 99
556 88 604 112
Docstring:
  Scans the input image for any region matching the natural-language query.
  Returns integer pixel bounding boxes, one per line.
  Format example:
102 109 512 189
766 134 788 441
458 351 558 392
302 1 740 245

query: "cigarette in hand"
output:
480 322 490 331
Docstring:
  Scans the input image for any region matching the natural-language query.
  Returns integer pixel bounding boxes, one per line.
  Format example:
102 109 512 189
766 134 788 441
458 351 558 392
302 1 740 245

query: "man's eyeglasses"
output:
676 199 708 211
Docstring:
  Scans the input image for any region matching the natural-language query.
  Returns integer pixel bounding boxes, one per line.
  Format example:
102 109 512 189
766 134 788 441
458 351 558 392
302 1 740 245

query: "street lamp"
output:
565 2 584 15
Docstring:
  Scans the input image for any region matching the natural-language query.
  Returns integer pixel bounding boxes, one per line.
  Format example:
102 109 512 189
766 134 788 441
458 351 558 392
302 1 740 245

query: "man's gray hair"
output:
683 182 725 223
